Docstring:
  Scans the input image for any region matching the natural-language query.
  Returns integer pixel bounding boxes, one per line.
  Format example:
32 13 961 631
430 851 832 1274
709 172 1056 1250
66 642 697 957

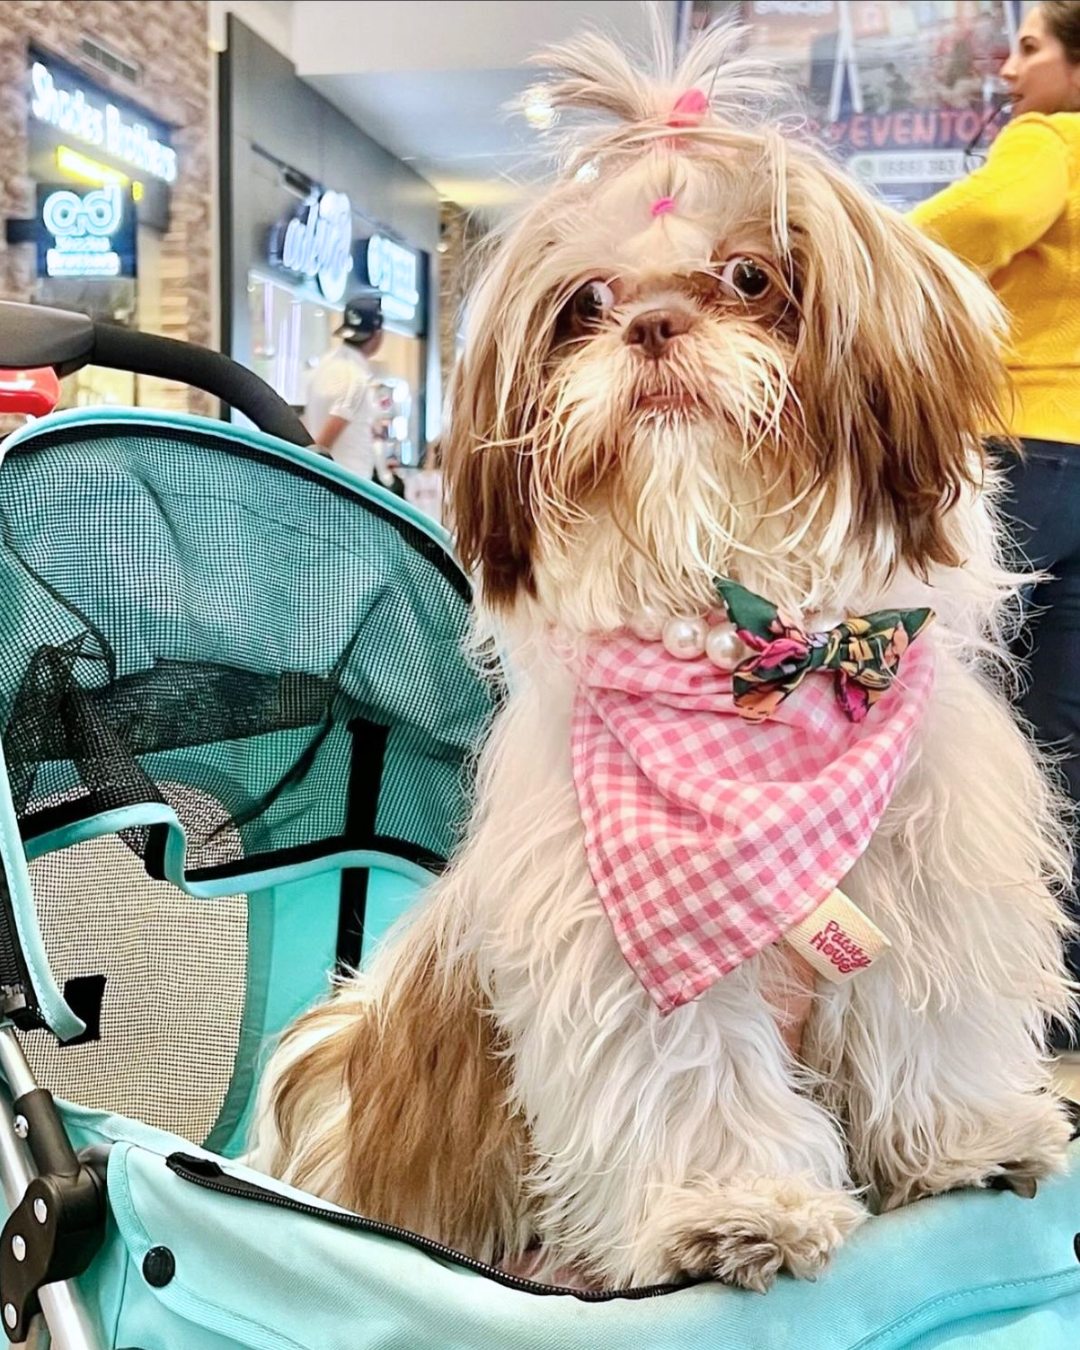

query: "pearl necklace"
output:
629 601 749 671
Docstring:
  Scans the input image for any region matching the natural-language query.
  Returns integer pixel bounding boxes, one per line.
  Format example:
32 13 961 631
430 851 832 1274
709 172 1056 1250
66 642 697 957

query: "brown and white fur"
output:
253 19 1075 1293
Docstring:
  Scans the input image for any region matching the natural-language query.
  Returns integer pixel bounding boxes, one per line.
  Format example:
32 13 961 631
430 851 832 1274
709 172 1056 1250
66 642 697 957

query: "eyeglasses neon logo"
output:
41 185 125 278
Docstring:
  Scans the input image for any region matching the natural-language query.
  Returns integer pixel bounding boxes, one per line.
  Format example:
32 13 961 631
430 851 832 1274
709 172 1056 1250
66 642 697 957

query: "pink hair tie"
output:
651 196 676 218
667 88 709 128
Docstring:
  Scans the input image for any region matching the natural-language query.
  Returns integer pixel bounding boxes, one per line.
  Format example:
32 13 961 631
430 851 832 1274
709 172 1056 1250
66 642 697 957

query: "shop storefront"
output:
0 1 212 413
23 50 175 407
688 1 1026 210
219 17 439 467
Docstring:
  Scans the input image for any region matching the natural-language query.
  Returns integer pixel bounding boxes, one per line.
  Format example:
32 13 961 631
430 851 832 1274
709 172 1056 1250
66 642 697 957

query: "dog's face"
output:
445 32 1007 632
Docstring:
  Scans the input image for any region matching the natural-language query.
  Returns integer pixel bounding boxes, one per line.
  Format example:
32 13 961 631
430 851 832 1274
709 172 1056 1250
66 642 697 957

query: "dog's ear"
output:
443 329 537 610
790 167 1008 575
442 235 570 611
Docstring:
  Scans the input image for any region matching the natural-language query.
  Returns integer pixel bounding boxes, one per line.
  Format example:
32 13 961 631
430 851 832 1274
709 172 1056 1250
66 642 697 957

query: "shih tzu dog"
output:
253 19 1074 1293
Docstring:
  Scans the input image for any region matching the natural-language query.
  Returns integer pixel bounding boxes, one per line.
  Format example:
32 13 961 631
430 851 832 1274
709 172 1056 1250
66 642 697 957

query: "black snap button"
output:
142 1245 175 1288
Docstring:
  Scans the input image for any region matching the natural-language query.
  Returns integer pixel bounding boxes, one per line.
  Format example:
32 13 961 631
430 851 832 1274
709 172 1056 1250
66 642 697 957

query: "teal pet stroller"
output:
0 302 1077 1350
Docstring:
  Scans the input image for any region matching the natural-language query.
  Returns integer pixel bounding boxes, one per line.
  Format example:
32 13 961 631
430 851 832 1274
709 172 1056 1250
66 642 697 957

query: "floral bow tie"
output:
715 579 934 724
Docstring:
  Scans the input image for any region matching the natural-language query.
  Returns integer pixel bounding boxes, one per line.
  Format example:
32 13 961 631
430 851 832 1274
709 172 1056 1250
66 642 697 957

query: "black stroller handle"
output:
0 300 312 447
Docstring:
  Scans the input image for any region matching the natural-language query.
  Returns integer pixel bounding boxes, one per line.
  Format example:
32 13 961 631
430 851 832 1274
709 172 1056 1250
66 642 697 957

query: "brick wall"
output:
0 0 212 413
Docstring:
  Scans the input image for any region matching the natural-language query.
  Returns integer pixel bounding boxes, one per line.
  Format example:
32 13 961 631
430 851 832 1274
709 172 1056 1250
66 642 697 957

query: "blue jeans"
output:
1001 440 1080 1046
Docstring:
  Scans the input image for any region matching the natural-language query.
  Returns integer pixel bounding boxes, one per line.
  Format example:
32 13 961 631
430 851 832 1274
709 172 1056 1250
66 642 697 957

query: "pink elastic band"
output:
667 88 709 128
651 197 676 217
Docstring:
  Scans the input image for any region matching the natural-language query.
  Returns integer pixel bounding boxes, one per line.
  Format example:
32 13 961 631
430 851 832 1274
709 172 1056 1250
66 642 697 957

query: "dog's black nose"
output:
623 308 693 359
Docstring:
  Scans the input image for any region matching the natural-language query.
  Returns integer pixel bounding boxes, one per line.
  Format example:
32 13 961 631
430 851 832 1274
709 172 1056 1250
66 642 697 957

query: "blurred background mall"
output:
0 0 1030 514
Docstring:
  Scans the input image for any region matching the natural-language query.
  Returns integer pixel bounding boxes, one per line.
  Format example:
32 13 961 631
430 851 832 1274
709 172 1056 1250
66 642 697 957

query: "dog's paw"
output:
654 1176 866 1293
878 1095 1074 1211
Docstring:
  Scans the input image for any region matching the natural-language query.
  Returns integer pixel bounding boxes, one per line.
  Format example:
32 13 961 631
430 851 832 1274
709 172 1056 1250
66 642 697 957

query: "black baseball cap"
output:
336 295 383 343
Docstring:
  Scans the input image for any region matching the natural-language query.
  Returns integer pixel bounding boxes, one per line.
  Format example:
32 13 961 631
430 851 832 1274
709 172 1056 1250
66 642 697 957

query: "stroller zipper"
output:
166 1153 684 1301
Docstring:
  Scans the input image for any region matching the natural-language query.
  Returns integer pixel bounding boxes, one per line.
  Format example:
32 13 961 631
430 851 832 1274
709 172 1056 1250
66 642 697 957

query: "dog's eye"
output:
570 280 616 327
719 257 772 300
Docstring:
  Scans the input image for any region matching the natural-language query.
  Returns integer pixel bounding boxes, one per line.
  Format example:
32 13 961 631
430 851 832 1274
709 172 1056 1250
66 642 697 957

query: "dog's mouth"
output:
632 389 701 416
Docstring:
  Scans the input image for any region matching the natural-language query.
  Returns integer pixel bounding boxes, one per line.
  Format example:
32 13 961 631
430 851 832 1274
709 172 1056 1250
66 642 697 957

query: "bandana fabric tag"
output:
783 889 889 984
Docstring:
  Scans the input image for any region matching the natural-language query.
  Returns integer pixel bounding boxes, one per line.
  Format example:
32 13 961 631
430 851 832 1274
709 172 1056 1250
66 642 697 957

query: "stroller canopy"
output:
0 407 496 1043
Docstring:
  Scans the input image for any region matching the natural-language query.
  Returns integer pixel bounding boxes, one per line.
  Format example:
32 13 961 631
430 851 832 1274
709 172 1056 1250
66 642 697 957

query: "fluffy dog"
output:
253 20 1074 1293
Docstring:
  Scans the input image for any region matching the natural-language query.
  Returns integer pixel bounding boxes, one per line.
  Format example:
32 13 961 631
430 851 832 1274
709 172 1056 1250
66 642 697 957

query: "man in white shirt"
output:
303 296 384 480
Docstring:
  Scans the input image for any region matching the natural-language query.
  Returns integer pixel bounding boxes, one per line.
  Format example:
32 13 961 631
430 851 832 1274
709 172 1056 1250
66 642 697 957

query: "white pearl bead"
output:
630 604 667 642
705 622 745 671
662 615 708 660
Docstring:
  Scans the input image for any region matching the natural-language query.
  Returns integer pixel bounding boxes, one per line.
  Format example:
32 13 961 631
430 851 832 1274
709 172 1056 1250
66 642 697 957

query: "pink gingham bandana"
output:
571 630 934 1014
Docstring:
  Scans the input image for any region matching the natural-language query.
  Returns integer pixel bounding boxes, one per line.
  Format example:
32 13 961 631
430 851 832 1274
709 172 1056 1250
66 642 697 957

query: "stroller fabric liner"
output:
0 406 1077 1349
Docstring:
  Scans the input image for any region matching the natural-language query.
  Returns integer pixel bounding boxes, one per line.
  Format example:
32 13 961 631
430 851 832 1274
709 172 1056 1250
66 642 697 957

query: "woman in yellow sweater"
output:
911 0 1080 1043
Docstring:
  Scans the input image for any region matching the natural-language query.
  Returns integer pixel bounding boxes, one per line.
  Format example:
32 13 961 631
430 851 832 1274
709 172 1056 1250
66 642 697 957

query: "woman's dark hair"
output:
1043 1 1080 64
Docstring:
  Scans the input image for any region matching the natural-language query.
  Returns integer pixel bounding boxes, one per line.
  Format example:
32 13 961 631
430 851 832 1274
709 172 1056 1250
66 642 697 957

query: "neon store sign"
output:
38 185 135 279
364 235 419 324
271 190 354 304
30 59 177 185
